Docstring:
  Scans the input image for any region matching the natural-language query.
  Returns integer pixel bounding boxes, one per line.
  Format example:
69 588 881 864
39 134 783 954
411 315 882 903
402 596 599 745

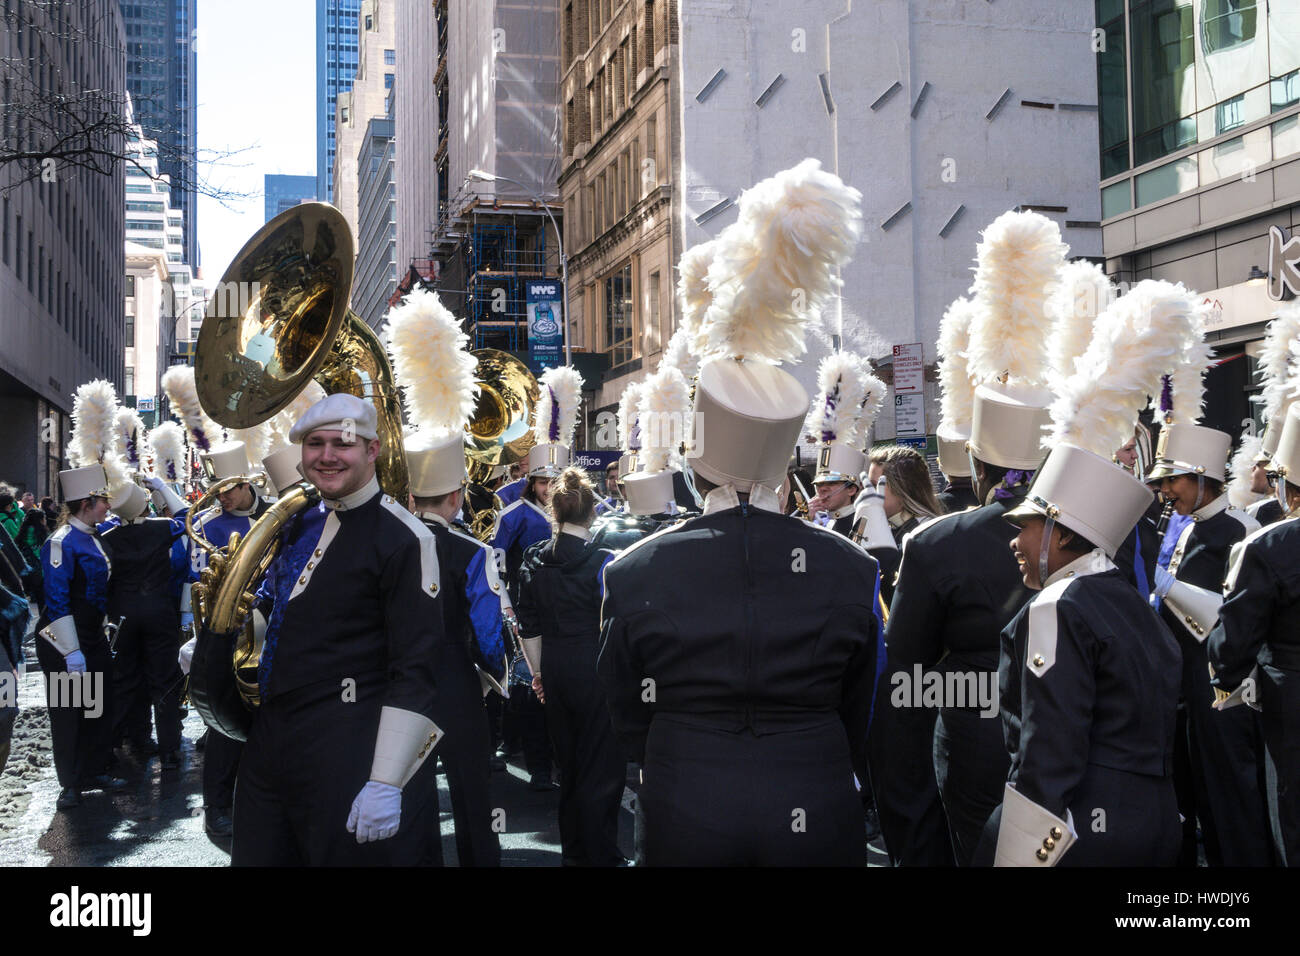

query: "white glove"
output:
346 780 403 843
178 636 197 675
1151 566 1175 601
144 475 166 491
852 478 896 552
65 649 87 674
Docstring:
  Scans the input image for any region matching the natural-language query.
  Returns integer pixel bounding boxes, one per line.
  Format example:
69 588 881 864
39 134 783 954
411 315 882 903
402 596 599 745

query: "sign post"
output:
526 280 564 372
892 343 927 448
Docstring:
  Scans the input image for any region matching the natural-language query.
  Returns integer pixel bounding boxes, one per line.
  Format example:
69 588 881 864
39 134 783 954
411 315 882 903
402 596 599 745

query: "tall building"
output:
333 0 395 239
353 117 396 327
1097 0 1300 436
264 173 318 221
393 0 439 290
120 0 199 269
0 2 127 495
560 0 1104 450
431 0 564 365
317 0 362 204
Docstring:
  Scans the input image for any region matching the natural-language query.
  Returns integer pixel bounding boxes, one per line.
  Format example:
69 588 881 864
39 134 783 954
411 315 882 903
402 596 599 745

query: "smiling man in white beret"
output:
232 392 447 866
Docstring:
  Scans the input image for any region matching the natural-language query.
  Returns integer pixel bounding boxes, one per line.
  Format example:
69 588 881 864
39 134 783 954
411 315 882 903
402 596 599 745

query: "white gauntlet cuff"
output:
151 482 186 516
41 616 80 656
1165 579 1224 643
994 783 1076 867
852 496 896 552
369 706 443 788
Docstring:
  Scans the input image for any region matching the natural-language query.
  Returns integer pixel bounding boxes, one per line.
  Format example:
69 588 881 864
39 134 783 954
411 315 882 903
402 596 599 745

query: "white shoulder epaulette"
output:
1025 577 1079 679
379 495 442 597
1224 506 1261 535
48 524 73 568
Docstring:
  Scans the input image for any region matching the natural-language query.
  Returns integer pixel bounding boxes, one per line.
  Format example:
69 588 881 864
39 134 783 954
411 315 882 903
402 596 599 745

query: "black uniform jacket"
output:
518 530 614 646
1209 517 1300 690
1000 556 1181 819
597 487 881 778
1158 498 1257 644
937 481 979 514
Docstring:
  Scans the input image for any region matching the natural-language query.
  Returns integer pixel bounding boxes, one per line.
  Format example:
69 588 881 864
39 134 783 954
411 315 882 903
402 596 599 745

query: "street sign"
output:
893 343 925 393
526 280 564 372
894 392 926 439
136 397 155 412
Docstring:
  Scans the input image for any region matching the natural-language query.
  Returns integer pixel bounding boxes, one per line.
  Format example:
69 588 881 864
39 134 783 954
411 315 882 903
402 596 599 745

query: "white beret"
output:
289 393 380 444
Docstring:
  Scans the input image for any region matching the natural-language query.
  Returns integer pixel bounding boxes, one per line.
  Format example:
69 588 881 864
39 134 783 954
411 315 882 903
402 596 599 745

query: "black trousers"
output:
975 766 1180 866
203 729 242 810
639 714 865 866
433 643 500 867
109 597 183 754
544 640 625 866
35 629 116 790
868 691 955 866
1175 634 1274 866
934 705 1008 866
1259 664 1300 866
232 686 443 867
503 684 551 777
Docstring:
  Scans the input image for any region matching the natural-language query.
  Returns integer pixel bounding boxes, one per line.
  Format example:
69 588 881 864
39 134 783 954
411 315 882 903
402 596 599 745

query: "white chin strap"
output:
1278 475 1290 512
1192 474 1206 513
1038 514 1056 591
682 466 705 509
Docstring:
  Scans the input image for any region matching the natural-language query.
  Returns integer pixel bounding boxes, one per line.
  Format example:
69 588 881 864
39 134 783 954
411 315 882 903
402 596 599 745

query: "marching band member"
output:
389 286 506 867
934 296 979 514
984 280 1194 865
864 444 942 601
518 466 623 865
232 393 445 866
1245 305 1300 528
874 211 1065 865
38 381 131 810
599 159 879 865
804 352 885 538
1210 401 1300 865
1144 357 1270 866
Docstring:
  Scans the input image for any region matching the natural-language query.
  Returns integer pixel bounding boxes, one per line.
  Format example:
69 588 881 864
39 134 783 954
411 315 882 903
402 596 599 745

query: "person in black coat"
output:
1146 424 1272 867
518 467 624 866
1209 408 1300 865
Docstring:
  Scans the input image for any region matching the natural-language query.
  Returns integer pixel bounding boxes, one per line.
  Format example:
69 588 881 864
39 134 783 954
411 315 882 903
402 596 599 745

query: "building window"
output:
605 262 634 368
1200 0 1257 55
384 48 395 65
125 367 135 396
126 314 135 347
385 73 394 89
647 270 660 353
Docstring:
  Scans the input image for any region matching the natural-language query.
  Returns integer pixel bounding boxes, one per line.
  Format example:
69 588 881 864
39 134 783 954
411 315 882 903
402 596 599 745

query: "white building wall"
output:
679 0 1101 438
395 0 438 274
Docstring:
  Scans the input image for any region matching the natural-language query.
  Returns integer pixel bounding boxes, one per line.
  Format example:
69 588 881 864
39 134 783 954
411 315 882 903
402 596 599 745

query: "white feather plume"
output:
660 326 701 382
937 296 978 432
639 366 692 474
1227 433 1266 509
858 361 888 441
535 366 584 447
1048 280 1202 458
266 380 328 454
966 210 1069 387
147 421 186 482
676 240 718 351
1257 303 1300 424
1168 301 1212 426
161 364 223 453
69 380 130 493
229 422 273 465
807 351 869 446
1047 260 1113 381
115 406 147 471
617 381 646 454
698 159 862 365
384 287 479 436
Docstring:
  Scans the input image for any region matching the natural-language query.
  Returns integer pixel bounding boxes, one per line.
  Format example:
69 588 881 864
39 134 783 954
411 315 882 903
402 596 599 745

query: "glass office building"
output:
317 0 362 203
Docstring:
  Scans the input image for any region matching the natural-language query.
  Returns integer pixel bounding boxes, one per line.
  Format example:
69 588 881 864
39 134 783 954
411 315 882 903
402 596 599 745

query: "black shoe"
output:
489 755 507 772
529 773 558 792
195 730 208 752
160 751 180 770
863 807 882 844
204 808 233 837
56 788 81 810
86 774 129 792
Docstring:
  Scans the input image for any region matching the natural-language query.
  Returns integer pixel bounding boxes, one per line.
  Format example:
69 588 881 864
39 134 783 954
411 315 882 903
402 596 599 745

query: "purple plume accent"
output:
190 426 211 453
125 432 139 468
629 418 642 451
993 469 1033 501
820 388 839 444
166 462 177 480
548 386 560 442
1159 374 1173 414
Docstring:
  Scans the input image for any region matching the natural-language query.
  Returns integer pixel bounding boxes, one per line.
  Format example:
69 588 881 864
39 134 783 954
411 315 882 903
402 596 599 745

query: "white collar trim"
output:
559 522 592 541
322 476 381 511
702 484 782 517
1043 548 1114 589
69 517 95 534
417 511 450 528
1193 494 1229 521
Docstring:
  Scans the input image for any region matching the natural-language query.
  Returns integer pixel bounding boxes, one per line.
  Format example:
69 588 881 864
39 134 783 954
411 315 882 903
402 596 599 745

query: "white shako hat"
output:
405 430 467 498
109 482 150 521
814 443 866 485
288 392 379 443
200 441 252 484
1270 403 1300 488
961 211 1071 475
623 469 677 515
615 381 645 481
1005 445 1153 557
968 383 1055 470
688 358 808 493
624 365 692 515
1259 416 1284 464
262 445 305 495
529 366 584 480
805 352 885 487
936 423 971 478
58 464 111 502
1008 279 1209 557
1144 422 1231 484
1253 303 1300 468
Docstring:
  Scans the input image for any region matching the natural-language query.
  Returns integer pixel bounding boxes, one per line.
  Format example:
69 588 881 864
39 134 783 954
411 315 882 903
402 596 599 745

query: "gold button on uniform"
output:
1032 654 1045 667
298 576 307 585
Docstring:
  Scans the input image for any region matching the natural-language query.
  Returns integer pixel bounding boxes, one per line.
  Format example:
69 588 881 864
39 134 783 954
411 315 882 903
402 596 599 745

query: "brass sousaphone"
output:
463 348 538 542
188 203 408 740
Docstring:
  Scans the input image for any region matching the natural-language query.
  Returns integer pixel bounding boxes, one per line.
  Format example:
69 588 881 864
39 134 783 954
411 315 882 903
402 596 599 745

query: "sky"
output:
195 0 317 285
